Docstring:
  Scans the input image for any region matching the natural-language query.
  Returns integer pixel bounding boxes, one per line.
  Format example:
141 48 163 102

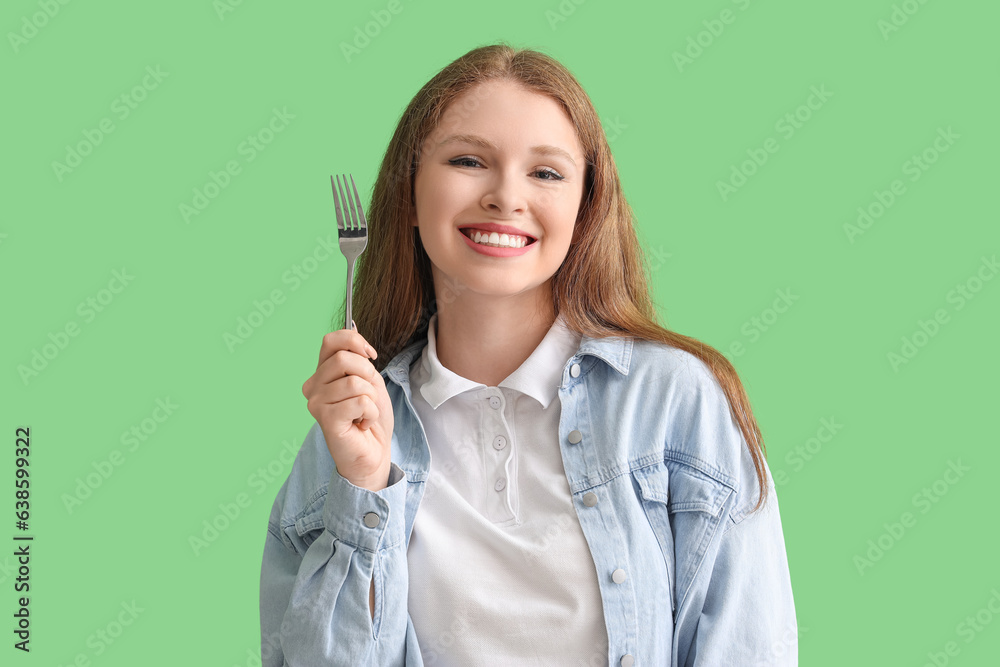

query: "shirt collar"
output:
381 317 633 395
416 311 583 410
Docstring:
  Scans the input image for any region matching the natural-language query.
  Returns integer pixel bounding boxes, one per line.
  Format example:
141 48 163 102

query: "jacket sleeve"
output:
665 356 798 666
680 474 799 666
259 456 425 666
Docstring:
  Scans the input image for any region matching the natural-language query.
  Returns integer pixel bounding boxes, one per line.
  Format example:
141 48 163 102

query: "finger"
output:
314 349 381 387
310 374 380 414
317 393 381 436
304 352 381 407
355 415 379 431
369 365 387 389
317 329 378 369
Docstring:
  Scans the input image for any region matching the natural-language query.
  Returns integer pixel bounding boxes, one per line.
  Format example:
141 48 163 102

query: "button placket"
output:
483 388 515 522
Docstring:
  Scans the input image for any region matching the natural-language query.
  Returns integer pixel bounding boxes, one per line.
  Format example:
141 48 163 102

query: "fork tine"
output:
330 175 344 231
340 174 354 230
341 173 359 230
337 174 355 230
349 174 367 229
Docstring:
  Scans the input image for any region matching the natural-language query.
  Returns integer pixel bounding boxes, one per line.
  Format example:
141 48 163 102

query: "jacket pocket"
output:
632 461 678 613
633 459 731 614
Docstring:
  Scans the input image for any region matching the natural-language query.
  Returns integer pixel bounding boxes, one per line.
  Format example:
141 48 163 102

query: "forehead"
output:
427 80 584 156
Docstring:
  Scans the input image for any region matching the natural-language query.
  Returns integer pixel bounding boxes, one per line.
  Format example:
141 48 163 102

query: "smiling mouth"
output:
461 228 536 248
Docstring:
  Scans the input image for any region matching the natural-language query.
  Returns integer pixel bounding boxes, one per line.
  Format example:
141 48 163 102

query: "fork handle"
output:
345 260 356 331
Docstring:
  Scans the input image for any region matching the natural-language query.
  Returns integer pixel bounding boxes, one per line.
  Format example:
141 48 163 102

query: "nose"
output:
480 170 526 216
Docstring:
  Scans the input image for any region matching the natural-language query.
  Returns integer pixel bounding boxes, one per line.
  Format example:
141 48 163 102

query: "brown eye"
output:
534 169 564 181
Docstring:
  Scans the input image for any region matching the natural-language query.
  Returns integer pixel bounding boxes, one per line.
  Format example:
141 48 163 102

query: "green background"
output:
3 0 998 664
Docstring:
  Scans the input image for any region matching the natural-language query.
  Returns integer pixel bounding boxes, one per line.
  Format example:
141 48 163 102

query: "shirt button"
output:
489 396 501 409
495 477 507 491
612 568 627 584
363 512 380 528
582 492 598 507
568 429 582 444
620 655 634 667
493 435 507 450
570 363 581 378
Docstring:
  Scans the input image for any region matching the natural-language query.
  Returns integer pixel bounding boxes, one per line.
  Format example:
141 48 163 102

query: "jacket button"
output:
570 363 581 378
568 429 582 444
582 492 598 507
612 568 626 584
363 512 380 528
620 655 634 667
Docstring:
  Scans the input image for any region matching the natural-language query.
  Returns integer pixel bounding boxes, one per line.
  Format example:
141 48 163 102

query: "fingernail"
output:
351 319 357 332
366 344 377 359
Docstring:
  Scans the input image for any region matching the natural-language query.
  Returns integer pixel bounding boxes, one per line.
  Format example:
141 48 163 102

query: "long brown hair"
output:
336 42 770 514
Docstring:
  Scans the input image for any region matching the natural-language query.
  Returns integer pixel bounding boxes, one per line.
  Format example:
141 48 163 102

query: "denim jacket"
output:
260 332 798 666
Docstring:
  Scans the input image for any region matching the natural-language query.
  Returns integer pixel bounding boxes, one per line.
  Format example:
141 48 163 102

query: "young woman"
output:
260 43 797 666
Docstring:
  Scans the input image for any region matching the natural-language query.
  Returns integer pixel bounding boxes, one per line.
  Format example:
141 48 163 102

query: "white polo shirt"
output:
406 312 610 665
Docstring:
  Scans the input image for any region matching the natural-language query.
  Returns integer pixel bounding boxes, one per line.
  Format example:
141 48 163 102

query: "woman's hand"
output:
301 329 394 492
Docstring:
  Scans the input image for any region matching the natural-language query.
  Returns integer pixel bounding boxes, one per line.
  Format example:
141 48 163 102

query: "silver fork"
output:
330 174 368 331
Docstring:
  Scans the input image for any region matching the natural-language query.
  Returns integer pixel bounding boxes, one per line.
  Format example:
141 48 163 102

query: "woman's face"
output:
410 79 586 308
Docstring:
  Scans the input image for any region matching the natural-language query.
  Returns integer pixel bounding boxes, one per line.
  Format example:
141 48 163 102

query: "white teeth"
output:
471 230 527 248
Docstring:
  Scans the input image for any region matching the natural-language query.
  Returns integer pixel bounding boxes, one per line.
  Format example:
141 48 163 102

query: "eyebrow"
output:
436 133 577 166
